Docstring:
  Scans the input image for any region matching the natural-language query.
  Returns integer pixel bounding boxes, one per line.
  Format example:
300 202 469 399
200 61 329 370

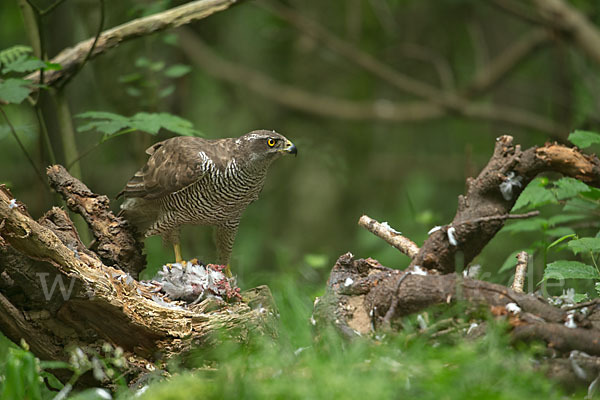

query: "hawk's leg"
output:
215 220 240 277
173 242 183 264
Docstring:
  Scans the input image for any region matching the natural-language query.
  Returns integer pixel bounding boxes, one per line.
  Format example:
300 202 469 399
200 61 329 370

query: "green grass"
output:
0 274 572 400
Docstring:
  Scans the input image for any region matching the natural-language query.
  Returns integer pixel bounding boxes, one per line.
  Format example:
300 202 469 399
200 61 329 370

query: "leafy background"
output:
1 0 600 398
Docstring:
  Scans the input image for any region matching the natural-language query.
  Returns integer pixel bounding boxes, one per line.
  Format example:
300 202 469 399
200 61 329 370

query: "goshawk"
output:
118 130 297 276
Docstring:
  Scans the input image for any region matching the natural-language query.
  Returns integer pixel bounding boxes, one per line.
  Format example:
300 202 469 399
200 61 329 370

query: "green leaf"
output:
567 237 600 255
543 260 600 281
512 178 556 210
76 111 201 138
582 186 600 200
158 84 175 98
304 253 328 269
568 130 600 149
563 197 598 213
0 78 32 104
547 213 589 226
118 73 142 83
545 227 576 239
164 64 191 78
0 45 32 66
1 56 46 74
596 282 600 296
547 234 576 250
502 217 549 233
552 177 590 200
573 293 589 303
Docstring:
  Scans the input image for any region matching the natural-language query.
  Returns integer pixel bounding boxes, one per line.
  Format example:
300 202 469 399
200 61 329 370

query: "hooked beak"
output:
282 140 297 156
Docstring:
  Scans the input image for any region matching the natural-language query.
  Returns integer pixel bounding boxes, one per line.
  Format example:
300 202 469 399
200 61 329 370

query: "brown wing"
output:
119 136 233 200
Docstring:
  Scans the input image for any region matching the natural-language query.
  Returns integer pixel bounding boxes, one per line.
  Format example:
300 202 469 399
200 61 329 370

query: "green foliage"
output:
129 306 563 400
568 129 600 149
0 78 33 104
512 177 556 210
568 237 600 255
503 171 600 300
0 336 52 400
542 261 600 282
117 56 191 106
76 111 202 141
0 45 62 104
0 45 33 66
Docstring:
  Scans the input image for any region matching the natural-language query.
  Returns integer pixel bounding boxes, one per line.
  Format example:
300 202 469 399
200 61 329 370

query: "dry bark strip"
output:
0 179 277 385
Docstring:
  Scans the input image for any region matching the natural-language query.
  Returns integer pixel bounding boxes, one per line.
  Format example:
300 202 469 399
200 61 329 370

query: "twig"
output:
512 251 528 293
530 0 600 68
25 0 245 88
459 211 540 226
0 107 45 186
58 0 105 90
463 29 550 97
563 299 600 312
381 271 411 329
358 215 420 259
489 0 545 25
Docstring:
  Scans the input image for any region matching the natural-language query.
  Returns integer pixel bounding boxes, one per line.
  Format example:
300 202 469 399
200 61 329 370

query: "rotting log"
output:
0 168 277 386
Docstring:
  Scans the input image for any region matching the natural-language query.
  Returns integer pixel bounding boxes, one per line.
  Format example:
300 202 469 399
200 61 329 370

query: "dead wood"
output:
411 136 600 273
314 136 600 390
0 172 277 386
47 165 145 277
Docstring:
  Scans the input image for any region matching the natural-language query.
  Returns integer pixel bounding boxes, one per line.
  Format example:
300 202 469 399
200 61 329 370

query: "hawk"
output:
118 130 297 276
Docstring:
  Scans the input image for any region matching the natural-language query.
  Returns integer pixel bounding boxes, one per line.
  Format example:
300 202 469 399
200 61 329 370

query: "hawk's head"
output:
238 130 297 163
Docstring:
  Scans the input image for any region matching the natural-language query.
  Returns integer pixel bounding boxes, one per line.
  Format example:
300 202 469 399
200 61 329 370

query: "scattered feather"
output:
565 313 577 329
344 277 354 287
428 225 442 235
569 351 588 380
447 227 458 246
463 264 481 279
416 314 427 330
411 265 428 276
499 171 523 201
467 322 478 335
381 221 401 234
8 198 17 209
505 302 521 314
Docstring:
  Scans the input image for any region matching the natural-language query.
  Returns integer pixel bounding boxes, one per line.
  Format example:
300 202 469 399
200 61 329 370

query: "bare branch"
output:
531 0 600 68
512 251 529 293
463 29 550 97
178 30 563 135
25 0 245 88
358 215 419 259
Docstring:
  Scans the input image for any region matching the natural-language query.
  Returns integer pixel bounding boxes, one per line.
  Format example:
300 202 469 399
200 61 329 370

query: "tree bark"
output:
0 168 277 385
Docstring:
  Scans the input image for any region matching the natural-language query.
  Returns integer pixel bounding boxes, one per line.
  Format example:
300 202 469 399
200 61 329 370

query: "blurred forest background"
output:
2 0 598 293
2 0 600 398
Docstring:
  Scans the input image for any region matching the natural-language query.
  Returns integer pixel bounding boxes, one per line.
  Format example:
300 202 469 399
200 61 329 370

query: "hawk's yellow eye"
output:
267 138 276 147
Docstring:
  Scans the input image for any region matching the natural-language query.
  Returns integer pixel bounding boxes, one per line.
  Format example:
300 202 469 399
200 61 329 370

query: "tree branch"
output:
178 30 563 135
531 0 600 68
25 0 245 88
463 29 550 97
411 136 600 273
358 215 419 259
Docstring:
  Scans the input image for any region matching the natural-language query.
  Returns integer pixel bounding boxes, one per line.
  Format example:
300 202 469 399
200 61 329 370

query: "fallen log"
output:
0 168 277 386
